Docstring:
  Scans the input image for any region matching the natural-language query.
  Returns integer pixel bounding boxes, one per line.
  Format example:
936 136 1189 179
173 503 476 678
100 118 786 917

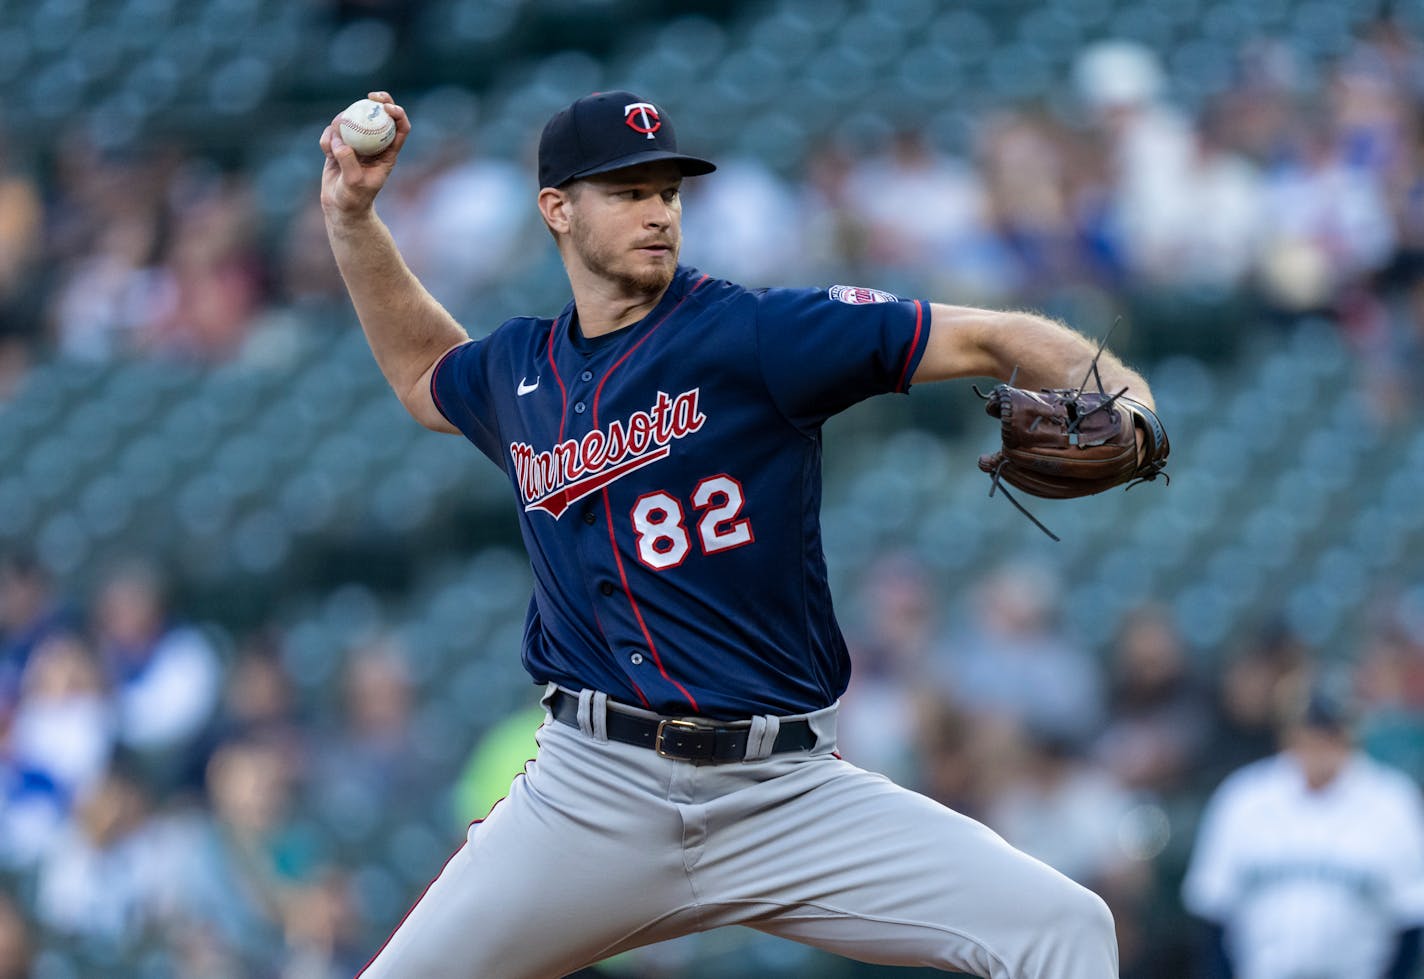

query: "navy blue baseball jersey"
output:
432 265 929 719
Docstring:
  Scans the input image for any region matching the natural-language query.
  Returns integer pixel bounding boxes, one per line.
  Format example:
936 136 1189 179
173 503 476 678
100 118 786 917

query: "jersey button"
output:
583 511 596 525
574 402 586 414
599 581 615 596
629 652 644 665
581 370 593 382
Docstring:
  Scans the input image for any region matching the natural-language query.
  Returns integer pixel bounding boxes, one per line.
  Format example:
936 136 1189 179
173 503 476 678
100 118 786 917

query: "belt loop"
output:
744 714 781 761
540 683 560 718
576 688 595 738
591 690 609 743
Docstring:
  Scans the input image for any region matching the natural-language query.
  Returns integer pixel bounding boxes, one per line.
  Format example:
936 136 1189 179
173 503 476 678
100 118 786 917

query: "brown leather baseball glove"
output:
977 385 1170 500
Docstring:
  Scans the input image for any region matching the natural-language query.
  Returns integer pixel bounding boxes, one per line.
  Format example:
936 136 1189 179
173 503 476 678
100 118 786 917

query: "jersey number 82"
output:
630 474 753 570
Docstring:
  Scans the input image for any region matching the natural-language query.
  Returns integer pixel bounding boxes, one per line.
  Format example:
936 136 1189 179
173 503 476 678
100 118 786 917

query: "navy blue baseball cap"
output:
1281 679 1359 735
538 91 717 189
1300 686 1359 733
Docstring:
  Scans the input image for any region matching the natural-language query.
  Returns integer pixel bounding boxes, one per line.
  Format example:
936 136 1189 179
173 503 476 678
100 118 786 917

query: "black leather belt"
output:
549 689 816 764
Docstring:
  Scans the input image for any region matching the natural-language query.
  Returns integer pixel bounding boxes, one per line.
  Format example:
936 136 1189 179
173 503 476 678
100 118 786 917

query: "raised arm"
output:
911 303 1154 408
320 91 468 434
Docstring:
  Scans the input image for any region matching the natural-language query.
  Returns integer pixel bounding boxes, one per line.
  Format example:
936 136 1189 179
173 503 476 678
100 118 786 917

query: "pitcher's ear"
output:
538 186 574 235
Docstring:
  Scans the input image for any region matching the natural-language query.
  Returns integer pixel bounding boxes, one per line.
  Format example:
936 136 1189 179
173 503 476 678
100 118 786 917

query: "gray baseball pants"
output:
359 686 1118 978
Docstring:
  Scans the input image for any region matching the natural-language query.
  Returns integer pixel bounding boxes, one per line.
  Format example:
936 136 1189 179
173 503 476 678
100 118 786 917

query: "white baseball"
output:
338 99 396 157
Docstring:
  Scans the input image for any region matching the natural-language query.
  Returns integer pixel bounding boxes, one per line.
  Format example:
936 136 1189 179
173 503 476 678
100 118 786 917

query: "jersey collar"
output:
563 265 703 355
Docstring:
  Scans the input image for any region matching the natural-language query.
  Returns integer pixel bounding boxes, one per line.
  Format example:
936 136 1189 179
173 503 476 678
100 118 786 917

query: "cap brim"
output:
561 150 716 186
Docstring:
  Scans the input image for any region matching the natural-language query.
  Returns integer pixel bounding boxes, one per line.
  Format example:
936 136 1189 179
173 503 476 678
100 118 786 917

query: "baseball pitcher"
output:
321 89 1169 979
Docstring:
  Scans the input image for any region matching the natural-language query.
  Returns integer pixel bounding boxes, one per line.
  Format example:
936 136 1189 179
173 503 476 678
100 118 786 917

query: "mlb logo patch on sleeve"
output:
828 285 898 305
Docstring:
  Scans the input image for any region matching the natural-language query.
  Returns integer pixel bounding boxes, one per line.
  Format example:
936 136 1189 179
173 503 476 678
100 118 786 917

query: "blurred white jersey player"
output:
1182 682 1424 979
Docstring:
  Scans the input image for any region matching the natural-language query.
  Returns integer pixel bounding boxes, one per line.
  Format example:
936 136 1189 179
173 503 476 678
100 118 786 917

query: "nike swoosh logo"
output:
517 376 540 396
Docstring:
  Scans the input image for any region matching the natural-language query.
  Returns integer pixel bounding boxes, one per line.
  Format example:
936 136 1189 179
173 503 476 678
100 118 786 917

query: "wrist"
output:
323 204 380 238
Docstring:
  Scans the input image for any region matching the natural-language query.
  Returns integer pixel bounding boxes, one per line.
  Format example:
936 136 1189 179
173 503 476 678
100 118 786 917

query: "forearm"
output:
915 304 1154 409
326 208 468 409
997 311 1151 407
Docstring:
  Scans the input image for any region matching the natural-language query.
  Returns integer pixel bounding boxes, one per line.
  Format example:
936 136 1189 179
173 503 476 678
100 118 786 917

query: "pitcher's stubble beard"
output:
570 216 678 297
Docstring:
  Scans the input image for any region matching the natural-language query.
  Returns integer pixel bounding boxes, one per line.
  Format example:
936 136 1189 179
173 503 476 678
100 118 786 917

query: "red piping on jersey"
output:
594 605 651 707
592 275 709 713
602 487 698 711
896 300 925 392
590 275 709 416
547 314 570 442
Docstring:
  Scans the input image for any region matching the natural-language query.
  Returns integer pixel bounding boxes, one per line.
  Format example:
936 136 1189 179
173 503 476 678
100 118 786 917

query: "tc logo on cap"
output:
624 102 661 139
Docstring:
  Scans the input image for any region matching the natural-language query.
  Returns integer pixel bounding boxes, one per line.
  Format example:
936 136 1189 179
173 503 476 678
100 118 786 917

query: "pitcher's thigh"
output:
359 785 693 978
726 767 1117 979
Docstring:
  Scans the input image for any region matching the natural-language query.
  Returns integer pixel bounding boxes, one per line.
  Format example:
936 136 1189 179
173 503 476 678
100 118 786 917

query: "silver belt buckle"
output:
654 718 704 760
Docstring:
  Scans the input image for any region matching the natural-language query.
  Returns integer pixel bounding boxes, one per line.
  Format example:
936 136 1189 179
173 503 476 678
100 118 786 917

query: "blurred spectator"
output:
212 630 304 746
0 762 66 872
798 138 871 277
0 550 69 723
242 199 352 367
151 737 324 974
839 552 943 782
310 635 425 831
33 761 159 945
1355 592 1424 782
1074 40 1199 286
275 199 350 315
912 695 1021 822
334 636 417 790
7 632 114 802
1353 257 1424 423
1094 603 1211 797
1328 36 1415 181
91 560 222 782
1356 102 1424 420
1182 680 1424 979
985 727 1142 893
280 869 365 979
913 688 1170 977
0 141 43 399
1198 618 1311 791
48 210 164 361
939 559 1104 745
44 135 172 361
0 892 31 979
974 109 1111 301
841 130 988 287
680 155 810 287
1254 32 1413 322
142 171 267 361
1256 114 1398 314
247 198 352 355
202 630 311 810
382 137 529 318
1164 105 1267 292
0 632 113 871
